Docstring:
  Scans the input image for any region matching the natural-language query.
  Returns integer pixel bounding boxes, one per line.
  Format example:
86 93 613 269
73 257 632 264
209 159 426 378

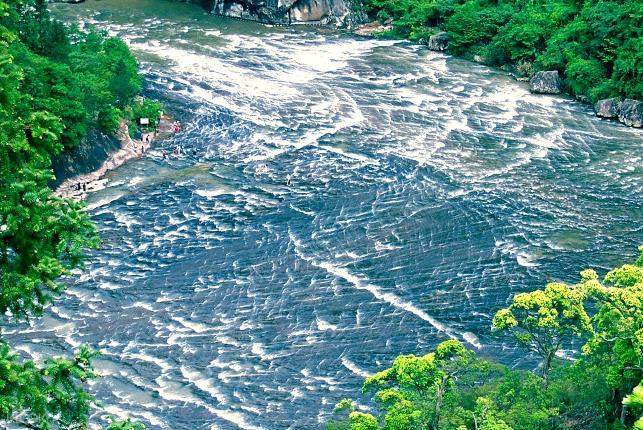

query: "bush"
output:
445 1 513 55
611 37 643 100
98 106 123 134
128 98 163 132
566 57 606 98
487 1 575 66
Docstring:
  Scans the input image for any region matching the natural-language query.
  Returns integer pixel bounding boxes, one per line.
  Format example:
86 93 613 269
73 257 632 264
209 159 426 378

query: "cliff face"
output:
204 0 367 26
51 127 122 187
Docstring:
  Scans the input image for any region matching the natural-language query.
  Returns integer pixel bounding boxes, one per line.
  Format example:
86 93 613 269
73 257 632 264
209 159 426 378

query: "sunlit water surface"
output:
8 0 643 428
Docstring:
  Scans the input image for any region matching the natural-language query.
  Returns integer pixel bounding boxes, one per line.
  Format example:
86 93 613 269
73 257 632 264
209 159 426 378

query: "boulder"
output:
618 99 643 127
529 71 562 94
594 98 620 119
427 32 449 51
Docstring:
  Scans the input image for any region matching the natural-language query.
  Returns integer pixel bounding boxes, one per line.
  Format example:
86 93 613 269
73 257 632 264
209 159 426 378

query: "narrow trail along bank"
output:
55 114 177 200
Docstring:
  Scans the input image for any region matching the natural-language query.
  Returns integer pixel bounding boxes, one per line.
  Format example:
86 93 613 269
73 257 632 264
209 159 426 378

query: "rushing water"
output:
9 0 643 428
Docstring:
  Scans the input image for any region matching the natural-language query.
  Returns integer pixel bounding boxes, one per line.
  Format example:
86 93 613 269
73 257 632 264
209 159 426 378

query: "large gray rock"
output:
618 99 643 127
529 71 562 94
427 32 449 51
209 0 366 25
594 98 620 119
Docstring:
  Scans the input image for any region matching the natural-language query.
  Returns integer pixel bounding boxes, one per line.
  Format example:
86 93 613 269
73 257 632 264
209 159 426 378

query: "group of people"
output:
141 135 151 155
74 182 87 192
161 145 198 160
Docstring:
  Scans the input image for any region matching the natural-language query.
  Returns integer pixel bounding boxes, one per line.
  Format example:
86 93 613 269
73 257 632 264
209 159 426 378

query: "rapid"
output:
8 0 643 428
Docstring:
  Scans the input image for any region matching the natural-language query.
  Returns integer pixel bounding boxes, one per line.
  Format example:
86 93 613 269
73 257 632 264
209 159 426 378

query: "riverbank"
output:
351 21 643 128
351 0 642 128
55 114 176 200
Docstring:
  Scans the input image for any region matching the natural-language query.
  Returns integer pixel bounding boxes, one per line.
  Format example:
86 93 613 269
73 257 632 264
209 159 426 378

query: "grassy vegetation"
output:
361 0 642 102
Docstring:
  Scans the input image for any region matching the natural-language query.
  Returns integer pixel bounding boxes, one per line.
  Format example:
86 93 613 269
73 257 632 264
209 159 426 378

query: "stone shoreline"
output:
55 115 176 200
352 22 643 128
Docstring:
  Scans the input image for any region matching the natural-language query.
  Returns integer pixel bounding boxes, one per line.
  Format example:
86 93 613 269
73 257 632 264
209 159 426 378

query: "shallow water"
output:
9 0 643 428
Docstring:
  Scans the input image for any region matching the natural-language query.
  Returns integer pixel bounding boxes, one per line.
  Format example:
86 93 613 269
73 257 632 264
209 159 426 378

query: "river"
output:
10 0 643 428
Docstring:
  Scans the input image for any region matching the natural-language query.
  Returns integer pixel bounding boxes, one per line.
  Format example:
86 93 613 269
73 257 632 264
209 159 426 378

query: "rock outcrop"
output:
618 99 643 128
208 0 367 26
529 71 562 94
594 98 619 119
353 20 392 37
427 31 449 51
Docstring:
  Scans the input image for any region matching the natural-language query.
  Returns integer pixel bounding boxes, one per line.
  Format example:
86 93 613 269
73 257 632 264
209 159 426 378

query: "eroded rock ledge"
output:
204 0 367 26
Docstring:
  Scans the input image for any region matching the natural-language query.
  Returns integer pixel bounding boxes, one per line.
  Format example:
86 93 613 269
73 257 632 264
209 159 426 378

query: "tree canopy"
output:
361 0 643 102
328 247 643 429
0 0 145 427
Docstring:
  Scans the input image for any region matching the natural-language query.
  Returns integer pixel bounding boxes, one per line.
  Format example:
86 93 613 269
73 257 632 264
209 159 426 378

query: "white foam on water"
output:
123 302 156 312
129 41 299 103
113 211 141 229
462 332 482 349
341 357 373 378
516 252 539 267
288 232 479 348
251 342 277 361
315 317 338 331
125 352 174 373
263 36 395 82
320 145 378 166
86 192 125 211
103 405 166 429
172 316 213 333
290 387 304 400
157 374 261 429
65 334 81 348
374 241 402 252
180 365 227 404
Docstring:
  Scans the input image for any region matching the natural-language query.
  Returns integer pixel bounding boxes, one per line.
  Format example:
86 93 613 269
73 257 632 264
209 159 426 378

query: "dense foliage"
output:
0 0 145 427
361 0 643 102
327 247 643 429
9 0 141 150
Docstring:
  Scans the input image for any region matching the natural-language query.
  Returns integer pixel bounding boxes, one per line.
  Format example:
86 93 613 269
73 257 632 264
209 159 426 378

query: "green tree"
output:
360 340 474 429
0 2 145 427
473 397 513 430
581 249 643 418
492 281 592 384
327 249 643 430
623 382 643 430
